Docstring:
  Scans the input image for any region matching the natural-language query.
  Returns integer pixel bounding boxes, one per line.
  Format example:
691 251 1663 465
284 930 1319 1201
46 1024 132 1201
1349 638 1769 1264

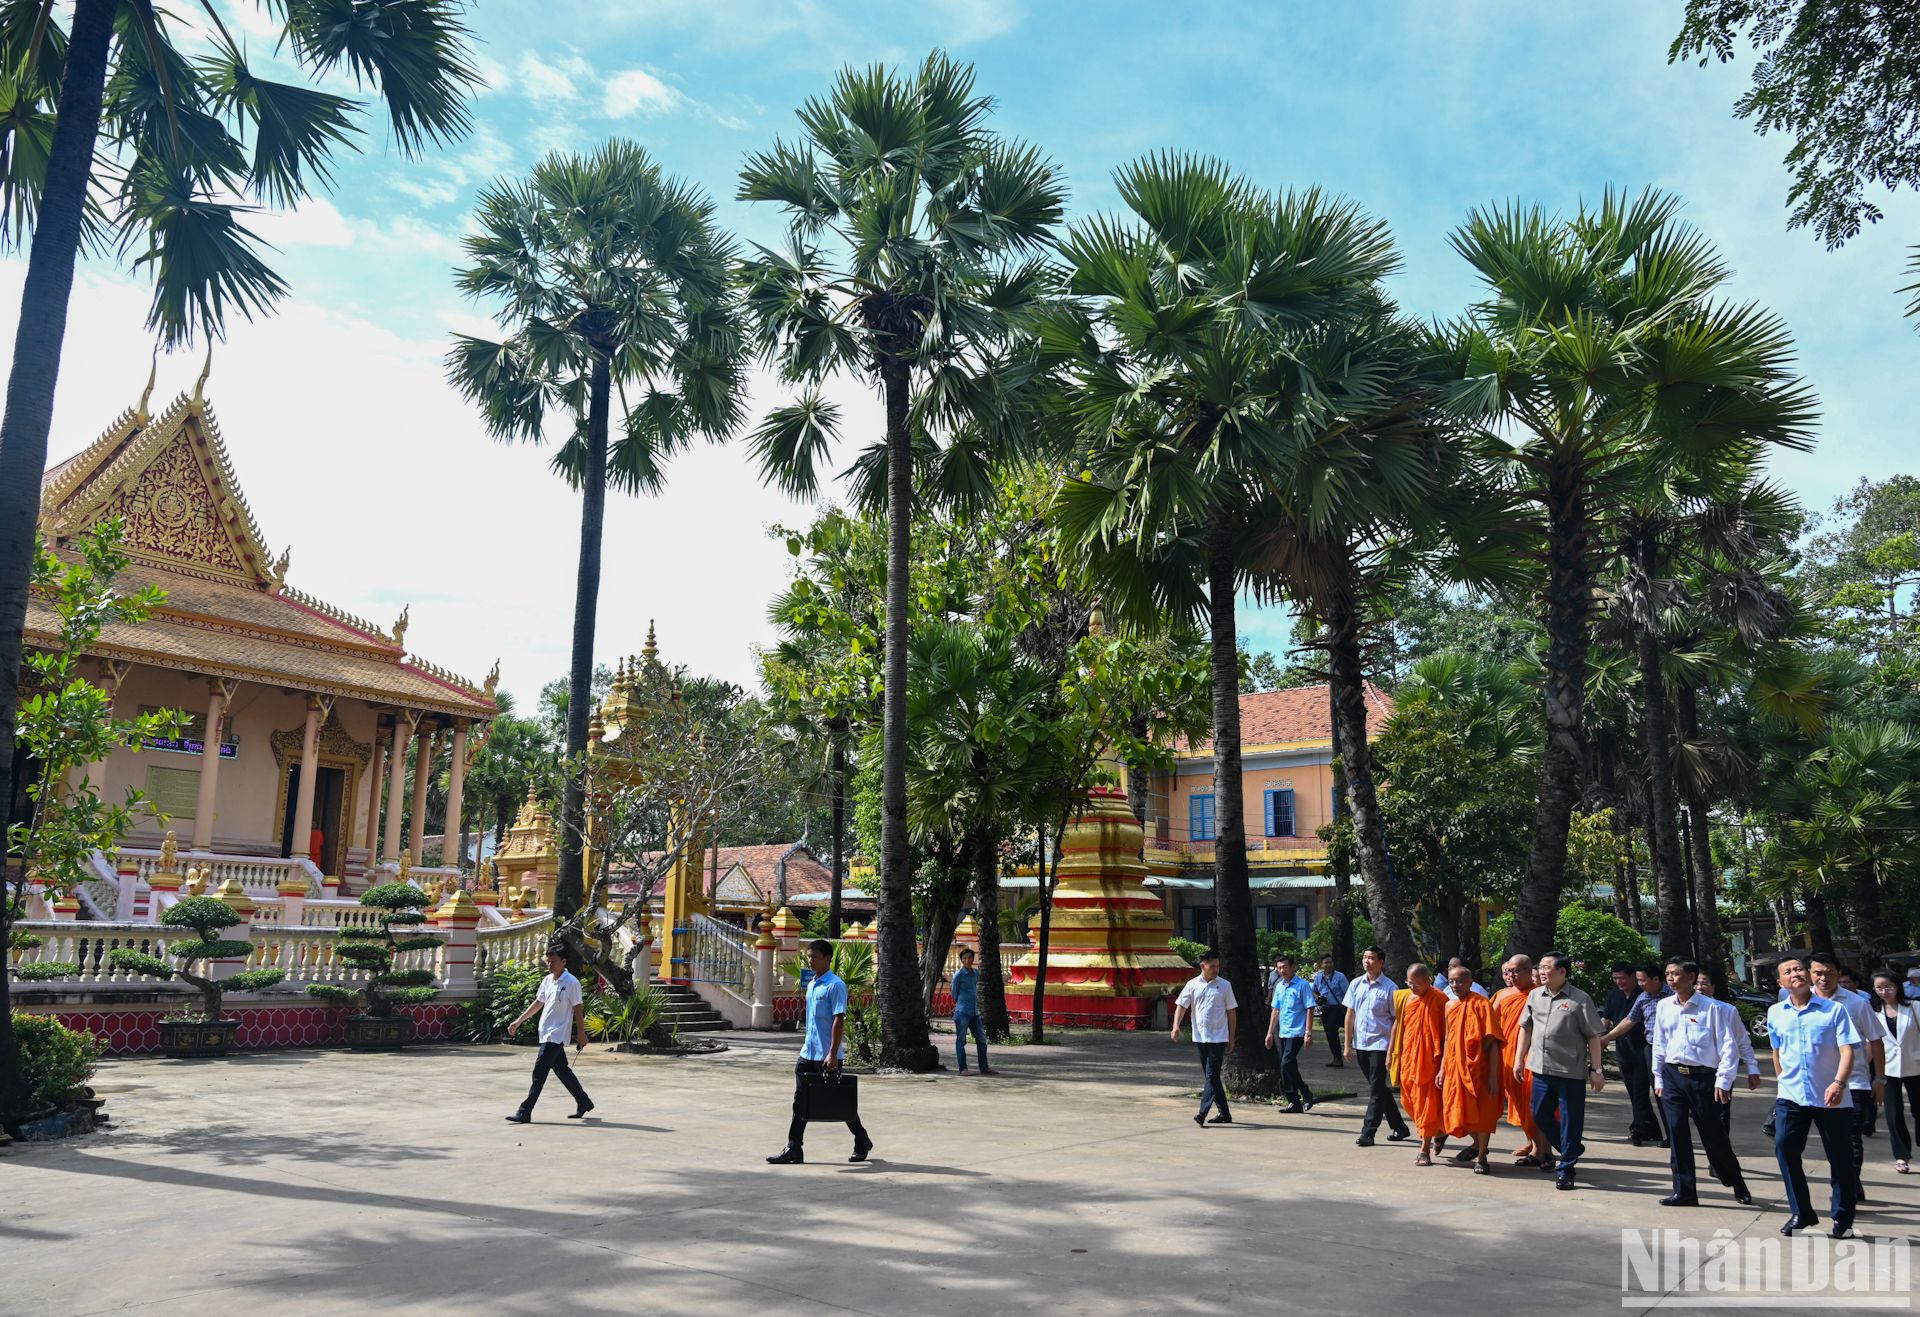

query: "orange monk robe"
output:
1442 992 1503 1137
1387 987 1413 1085
1394 985 1448 1138
1493 987 1539 1140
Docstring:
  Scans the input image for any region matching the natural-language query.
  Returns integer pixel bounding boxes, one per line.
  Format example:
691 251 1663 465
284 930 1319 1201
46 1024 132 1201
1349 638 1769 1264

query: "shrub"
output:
308 883 439 1016
1168 936 1205 967
460 962 545 1042
585 985 669 1045
9 928 79 982
105 896 284 1019
13 1013 103 1113
1485 905 1655 1001
1255 929 1303 967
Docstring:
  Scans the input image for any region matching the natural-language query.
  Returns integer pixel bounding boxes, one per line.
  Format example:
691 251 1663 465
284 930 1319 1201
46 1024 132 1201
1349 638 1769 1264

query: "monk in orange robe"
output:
1494 953 1543 1166
1392 963 1448 1164
1442 963 1504 1173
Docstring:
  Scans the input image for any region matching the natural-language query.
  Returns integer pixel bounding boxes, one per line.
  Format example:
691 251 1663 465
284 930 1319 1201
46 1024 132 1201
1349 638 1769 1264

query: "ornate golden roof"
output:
32 383 497 720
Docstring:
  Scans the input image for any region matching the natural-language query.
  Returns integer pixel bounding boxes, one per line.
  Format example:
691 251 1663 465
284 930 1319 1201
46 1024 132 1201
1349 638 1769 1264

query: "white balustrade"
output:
10 921 192 985
474 913 556 976
110 848 321 898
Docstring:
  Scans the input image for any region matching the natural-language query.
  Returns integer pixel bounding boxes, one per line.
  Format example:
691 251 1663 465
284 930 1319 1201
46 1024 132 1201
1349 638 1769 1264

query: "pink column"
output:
434 890 481 991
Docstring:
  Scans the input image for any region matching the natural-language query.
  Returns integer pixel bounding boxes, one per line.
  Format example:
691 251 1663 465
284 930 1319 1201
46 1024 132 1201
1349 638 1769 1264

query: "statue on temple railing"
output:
182 865 208 898
157 830 179 876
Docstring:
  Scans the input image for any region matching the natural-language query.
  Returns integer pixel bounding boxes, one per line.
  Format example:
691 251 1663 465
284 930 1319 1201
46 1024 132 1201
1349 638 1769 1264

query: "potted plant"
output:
308 883 439 1049
106 896 285 1057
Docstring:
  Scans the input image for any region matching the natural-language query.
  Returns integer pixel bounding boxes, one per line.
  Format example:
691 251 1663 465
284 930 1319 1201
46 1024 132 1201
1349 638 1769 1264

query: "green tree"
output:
1486 904 1656 1001
1802 475 1920 671
0 3 481 952
4 520 180 1131
105 896 284 1020
1446 188 1817 960
460 703 555 852
449 141 748 921
308 882 439 1015
738 52 1065 1071
1049 154 1396 1084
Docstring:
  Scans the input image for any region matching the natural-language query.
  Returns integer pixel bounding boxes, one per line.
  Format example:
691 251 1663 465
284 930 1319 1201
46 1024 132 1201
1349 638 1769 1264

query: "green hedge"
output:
1485 905 1655 1001
13 1013 103 1113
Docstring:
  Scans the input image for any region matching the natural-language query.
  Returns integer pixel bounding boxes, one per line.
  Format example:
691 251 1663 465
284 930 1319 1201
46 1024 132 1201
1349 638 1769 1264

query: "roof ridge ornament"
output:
191 343 213 408
135 348 158 426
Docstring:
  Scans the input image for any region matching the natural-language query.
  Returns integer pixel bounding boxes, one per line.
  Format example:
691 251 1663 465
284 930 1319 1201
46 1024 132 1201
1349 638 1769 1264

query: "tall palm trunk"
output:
0 0 118 1130
1205 511 1271 1086
1633 562 1690 959
1324 592 1417 976
1327 683 1355 974
555 351 610 921
827 722 846 938
1803 890 1837 955
876 362 936 1069
1510 471 1591 958
1029 820 1055 1043
1848 861 1887 968
971 824 1010 1040
1672 682 1725 974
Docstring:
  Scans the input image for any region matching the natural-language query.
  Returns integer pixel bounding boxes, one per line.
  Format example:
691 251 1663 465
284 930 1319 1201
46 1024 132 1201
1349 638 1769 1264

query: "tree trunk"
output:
1635 584 1691 960
1848 861 1886 968
1325 592 1418 978
178 968 223 1022
1028 821 1055 1044
875 363 936 1070
554 351 610 922
1509 470 1592 959
1623 844 1644 933
1205 511 1273 1090
828 723 846 938
1804 890 1837 956
919 882 963 1020
0 0 118 1132
1672 684 1726 975
972 826 1010 1040
1327 683 1355 975
1125 711 1149 832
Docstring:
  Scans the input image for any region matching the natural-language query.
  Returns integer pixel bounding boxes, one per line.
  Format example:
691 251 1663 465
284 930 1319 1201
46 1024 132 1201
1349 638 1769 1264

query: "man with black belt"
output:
1514 950 1606 1190
1650 959 1753 1207
1810 951 1881 1206
767 939 872 1165
1769 954 1862 1238
1312 954 1349 1067
1600 962 1669 1147
1344 945 1412 1146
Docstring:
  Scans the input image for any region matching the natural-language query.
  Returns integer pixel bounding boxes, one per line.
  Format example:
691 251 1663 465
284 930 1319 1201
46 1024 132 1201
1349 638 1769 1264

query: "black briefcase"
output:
801 1070 859 1123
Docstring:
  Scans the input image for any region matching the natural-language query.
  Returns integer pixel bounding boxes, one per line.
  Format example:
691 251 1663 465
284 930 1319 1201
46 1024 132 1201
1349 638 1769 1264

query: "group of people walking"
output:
1174 944 1920 1241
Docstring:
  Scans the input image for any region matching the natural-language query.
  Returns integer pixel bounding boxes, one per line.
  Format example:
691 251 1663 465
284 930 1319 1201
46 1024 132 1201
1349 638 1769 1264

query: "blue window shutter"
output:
1264 790 1276 837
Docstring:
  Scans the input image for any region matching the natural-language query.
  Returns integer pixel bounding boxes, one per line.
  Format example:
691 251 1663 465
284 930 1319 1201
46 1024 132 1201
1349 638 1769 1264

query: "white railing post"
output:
434 890 480 991
634 909 654 987
276 874 308 928
752 910 775 1029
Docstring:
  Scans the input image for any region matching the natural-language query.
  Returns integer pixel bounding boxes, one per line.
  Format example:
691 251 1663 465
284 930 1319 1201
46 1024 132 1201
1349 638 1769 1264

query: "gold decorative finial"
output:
135 348 158 425
267 546 291 593
191 342 213 407
158 830 179 875
391 604 410 648
483 659 500 700
642 620 658 665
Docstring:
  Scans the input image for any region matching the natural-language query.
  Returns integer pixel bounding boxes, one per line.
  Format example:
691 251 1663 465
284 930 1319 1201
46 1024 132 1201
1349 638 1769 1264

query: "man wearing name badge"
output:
1173 948 1238 1126
767 939 873 1165
1263 953 1316 1114
1345 945 1412 1147
1649 958 1754 1207
1515 949 1606 1191
1312 954 1349 1067
1768 954 1862 1238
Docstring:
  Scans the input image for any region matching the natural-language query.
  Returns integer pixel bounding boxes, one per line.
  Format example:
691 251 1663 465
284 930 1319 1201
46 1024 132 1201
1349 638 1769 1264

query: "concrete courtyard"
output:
6 1029 1915 1316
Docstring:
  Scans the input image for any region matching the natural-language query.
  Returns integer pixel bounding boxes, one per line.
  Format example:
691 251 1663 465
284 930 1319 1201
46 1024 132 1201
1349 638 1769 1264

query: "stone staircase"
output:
658 984 730 1033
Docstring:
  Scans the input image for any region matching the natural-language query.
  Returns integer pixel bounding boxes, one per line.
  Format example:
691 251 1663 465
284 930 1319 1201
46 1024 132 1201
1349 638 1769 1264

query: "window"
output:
1258 903 1308 938
1264 788 1296 837
1188 793 1216 842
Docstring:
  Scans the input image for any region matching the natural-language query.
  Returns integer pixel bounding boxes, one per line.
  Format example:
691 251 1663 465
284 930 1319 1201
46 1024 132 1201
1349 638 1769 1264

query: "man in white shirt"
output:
1344 945 1412 1146
1650 958 1751 1207
1696 962 1763 1143
1811 952 1882 1206
1173 948 1238 1126
505 947 594 1124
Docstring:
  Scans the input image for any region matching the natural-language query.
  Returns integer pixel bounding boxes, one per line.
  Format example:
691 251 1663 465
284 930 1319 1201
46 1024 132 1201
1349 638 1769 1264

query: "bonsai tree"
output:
106 897 284 1019
308 884 440 1016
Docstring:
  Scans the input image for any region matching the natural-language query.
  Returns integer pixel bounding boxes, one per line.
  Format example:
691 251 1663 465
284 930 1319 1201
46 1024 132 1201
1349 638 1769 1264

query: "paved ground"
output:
5 1029 1915 1316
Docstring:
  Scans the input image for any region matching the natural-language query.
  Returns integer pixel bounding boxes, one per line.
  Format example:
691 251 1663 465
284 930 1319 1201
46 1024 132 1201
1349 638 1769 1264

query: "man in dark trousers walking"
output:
505 947 594 1123
1649 959 1753 1207
767 940 872 1165
1312 953 1349 1067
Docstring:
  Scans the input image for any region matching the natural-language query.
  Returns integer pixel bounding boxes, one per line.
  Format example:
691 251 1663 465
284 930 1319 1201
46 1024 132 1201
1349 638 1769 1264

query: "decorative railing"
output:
474 913 556 977
109 848 322 897
10 922 192 985
686 914 754 997
10 919 448 991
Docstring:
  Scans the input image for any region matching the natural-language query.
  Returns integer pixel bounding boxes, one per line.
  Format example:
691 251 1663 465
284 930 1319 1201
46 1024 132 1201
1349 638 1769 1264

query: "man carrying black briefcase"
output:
767 938 873 1165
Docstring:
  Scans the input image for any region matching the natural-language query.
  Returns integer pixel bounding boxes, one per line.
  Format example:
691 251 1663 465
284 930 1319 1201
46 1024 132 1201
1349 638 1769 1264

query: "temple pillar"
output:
362 718 389 859
190 679 240 852
752 899 776 1029
289 694 328 864
443 719 470 872
80 659 134 791
433 889 481 991
382 711 416 864
407 723 438 865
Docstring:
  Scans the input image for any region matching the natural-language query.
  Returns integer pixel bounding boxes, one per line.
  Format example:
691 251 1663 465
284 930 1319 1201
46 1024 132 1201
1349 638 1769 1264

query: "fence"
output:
474 913 557 977
685 914 754 997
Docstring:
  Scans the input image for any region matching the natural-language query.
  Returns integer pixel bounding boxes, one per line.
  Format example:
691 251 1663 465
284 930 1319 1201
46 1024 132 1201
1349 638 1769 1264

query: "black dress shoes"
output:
1207 1112 1233 1125
1659 1194 1700 1207
1779 1216 1816 1236
766 1146 804 1164
1733 1183 1754 1206
849 1138 873 1163
1556 1171 1576 1190
504 1112 531 1124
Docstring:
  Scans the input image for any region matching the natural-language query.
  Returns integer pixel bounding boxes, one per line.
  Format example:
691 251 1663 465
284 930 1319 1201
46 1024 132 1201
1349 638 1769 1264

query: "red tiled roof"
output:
608 842 835 902
1179 682 1393 754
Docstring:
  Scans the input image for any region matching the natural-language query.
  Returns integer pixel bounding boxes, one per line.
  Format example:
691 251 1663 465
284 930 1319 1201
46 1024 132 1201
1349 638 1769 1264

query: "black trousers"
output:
1774 1098 1856 1228
1845 1092 1869 1197
1318 1006 1345 1061
519 1041 591 1116
1885 1072 1920 1162
1355 1048 1408 1138
787 1059 869 1149
1196 1041 1231 1118
1619 1045 1663 1142
1276 1036 1313 1106
1659 1064 1746 1198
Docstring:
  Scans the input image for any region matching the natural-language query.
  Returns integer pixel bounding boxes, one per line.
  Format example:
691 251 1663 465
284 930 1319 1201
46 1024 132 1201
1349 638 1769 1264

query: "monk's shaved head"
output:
1503 954 1534 977
1449 963 1474 988
1408 963 1432 986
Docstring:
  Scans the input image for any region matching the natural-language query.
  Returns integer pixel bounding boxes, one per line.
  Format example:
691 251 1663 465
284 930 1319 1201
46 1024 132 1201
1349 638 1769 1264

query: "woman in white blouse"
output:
1871 969 1920 1174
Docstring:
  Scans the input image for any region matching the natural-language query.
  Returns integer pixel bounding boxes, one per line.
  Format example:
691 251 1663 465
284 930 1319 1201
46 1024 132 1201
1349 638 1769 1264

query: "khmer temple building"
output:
21 369 497 886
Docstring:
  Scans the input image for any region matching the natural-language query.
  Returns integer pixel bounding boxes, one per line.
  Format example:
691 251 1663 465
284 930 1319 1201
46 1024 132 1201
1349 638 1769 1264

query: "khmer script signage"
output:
143 735 237 759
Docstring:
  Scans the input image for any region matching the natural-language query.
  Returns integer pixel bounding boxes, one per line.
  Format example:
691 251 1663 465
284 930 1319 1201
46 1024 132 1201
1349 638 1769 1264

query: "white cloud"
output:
603 68 686 118
250 197 356 249
516 50 594 104
928 0 1023 43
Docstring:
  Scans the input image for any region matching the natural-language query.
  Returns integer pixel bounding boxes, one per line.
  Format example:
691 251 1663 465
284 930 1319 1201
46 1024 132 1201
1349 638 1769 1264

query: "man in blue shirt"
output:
1600 962 1669 1147
951 948 992 1075
1344 945 1411 1146
1264 953 1317 1113
1767 954 1862 1238
1311 954 1349 1067
767 939 872 1165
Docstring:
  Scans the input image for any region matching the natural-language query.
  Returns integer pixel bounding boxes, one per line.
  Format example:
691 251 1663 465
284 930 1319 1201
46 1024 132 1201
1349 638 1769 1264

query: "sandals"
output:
1474 1158 1492 1175
1415 1151 1434 1167
1897 1160 1910 1174
1513 1154 1541 1167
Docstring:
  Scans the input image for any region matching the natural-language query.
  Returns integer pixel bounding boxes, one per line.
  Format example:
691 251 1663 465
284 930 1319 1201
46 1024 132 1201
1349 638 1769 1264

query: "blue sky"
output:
11 0 1916 699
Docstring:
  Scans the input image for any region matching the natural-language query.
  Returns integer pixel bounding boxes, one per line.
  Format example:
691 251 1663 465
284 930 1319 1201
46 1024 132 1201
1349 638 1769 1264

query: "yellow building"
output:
22 375 496 886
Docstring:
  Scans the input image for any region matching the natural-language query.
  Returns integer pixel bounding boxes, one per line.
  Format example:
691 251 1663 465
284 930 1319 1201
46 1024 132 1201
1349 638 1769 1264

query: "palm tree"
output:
0 0 476 1141
449 141 748 919
1445 188 1817 958
459 705 555 853
1050 154 1397 1084
737 52 1065 1071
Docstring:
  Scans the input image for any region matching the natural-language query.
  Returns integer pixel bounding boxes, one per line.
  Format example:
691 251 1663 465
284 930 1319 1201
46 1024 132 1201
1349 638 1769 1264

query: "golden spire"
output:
190 342 213 408
135 348 158 426
642 619 658 665
267 546 291 593
391 604 410 649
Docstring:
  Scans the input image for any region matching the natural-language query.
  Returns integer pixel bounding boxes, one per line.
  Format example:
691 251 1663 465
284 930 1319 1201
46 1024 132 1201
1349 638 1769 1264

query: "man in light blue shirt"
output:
1264 953 1317 1114
1311 955 1349 1067
951 948 991 1075
1343 945 1410 1146
1767 954 1862 1238
767 939 872 1166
